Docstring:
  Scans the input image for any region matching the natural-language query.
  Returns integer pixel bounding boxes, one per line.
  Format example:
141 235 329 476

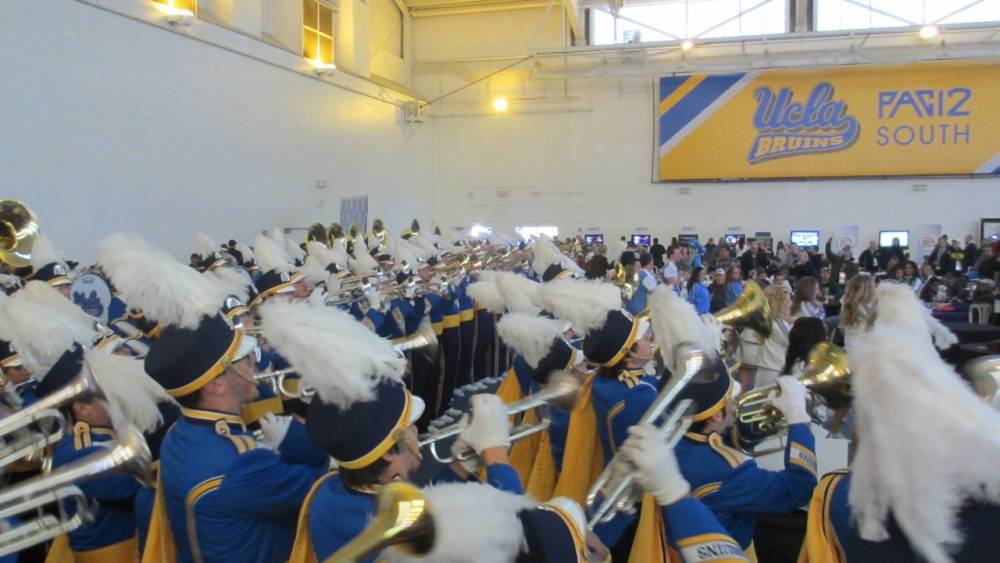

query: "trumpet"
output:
0 425 152 557
586 343 707 527
418 371 580 464
324 481 434 563
732 341 852 455
253 368 306 399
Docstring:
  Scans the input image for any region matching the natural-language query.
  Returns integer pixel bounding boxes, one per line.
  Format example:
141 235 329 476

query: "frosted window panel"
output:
816 0 1000 32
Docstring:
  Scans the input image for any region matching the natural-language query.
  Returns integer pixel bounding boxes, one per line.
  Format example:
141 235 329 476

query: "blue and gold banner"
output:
654 61 1000 181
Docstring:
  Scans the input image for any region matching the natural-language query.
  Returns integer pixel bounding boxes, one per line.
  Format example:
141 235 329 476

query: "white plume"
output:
872 283 957 350
194 232 219 259
29 232 63 269
608 238 627 264
18 281 97 331
384 482 534 563
848 324 1000 563
496 313 564 368
536 279 620 334
258 300 406 409
409 235 437 258
236 242 255 264
0 295 95 375
97 233 226 329
331 237 348 257
466 281 505 314
306 241 345 269
349 235 378 274
267 227 285 247
285 237 305 262
253 234 293 274
648 286 721 365
493 272 541 315
84 349 174 434
301 255 329 286
395 240 421 273
204 268 250 302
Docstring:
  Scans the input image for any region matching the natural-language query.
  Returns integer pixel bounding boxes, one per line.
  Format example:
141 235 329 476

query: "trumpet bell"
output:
392 323 439 357
326 481 434 562
0 200 39 268
715 280 771 339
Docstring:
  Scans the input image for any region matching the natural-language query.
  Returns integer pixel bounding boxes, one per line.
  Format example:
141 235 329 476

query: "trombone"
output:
586 343 707 527
324 481 434 563
0 425 152 557
418 372 580 464
732 341 852 455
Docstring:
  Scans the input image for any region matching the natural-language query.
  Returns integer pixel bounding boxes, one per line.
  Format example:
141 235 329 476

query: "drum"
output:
70 272 113 323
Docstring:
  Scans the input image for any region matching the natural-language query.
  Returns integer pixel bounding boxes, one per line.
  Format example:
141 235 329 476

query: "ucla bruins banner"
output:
654 60 1000 181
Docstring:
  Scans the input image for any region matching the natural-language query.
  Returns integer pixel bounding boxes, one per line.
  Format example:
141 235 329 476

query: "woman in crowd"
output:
837 274 875 350
708 268 728 313
775 240 787 265
751 285 794 389
781 317 828 376
724 265 744 306
686 266 710 314
791 276 825 320
586 244 611 280
902 260 922 293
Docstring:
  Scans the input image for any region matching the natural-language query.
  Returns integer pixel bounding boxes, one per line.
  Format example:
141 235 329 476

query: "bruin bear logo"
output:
73 290 105 318
748 82 860 164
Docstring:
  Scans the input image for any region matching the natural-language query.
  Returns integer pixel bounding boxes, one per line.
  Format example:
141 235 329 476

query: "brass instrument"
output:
610 262 639 301
328 223 345 247
732 342 852 455
0 200 39 268
418 372 580 464
391 323 439 357
324 481 434 563
0 425 152 557
962 355 999 405
253 368 305 399
586 343 706 527
371 218 389 250
307 223 330 246
713 280 772 370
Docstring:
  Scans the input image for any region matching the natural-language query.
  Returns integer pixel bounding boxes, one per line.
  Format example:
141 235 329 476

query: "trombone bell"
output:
325 481 434 563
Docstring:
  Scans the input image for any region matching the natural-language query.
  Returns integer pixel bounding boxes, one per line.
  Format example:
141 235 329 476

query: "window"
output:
816 0 1000 32
591 0 788 46
303 0 334 64
516 226 559 241
156 0 197 13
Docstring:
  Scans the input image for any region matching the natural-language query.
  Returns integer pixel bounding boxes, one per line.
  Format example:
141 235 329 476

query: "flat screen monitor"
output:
631 234 651 247
879 230 909 248
723 233 744 247
584 233 604 246
790 230 820 248
677 234 699 247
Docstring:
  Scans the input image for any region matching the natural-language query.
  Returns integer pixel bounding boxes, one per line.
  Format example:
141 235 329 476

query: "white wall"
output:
1 1 431 261
429 76 1000 248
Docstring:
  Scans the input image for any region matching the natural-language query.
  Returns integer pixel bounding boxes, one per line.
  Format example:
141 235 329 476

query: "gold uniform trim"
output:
186 476 224 563
691 377 734 422
168 330 244 398
603 315 643 367
337 391 413 470
181 407 248 431
691 482 722 499
709 433 744 469
605 400 626 455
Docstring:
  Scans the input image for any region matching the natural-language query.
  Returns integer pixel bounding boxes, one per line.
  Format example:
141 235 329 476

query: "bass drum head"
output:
70 272 113 323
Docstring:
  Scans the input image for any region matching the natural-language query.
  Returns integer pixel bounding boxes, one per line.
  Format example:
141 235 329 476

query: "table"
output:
956 341 1000 368
943 322 1000 344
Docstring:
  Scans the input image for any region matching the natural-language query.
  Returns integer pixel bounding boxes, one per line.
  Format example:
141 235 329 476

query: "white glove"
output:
258 413 292 450
450 434 480 474
457 394 510 455
770 376 810 425
365 287 382 311
620 423 690 506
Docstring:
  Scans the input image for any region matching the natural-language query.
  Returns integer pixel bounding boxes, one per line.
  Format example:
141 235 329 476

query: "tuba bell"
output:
307 223 330 246
610 262 639 301
0 200 39 268
962 355 999 406
324 481 434 563
732 341 852 455
328 223 345 246
713 280 771 370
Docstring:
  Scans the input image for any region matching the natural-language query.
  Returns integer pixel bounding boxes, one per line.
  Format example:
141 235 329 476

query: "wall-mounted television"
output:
677 233 699 247
723 233 745 247
584 233 604 245
790 230 820 248
879 230 909 248
631 234 651 247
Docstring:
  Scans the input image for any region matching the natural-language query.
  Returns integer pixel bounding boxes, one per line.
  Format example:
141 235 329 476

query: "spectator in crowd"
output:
773 269 791 292
625 252 658 314
789 247 817 280
818 266 842 303
586 244 611 280
973 241 998 280
663 246 681 289
782 317 828 376
859 240 880 273
739 239 769 279
782 243 799 269
902 260 921 293
887 265 905 283
709 268 728 313
715 245 737 272
928 235 949 274
942 239 965 274
724 265 744 306
702 237 718 268
750 285 795 389
824 237 857 284
754 269 771 288
963 235 979 272
225 239 244 265
837 274 875 350
775 241 787 266
676 267 691 300
792 276 825 319
650 237 666 269
879 237 907 266
686 266 710 314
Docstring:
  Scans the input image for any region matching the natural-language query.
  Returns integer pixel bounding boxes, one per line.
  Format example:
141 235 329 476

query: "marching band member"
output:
98 233 329 563
1 285 174 561
248 233 307 308
800 284 998 563
26 232 73 297
254 299 521 562
0 337 33 409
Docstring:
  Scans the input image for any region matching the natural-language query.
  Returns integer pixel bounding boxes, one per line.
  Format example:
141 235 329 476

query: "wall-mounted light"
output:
470 224 493 238
492 98 509 113
308 59 337 76
680 40 694 51
155 2 194 26
919 24 939 39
